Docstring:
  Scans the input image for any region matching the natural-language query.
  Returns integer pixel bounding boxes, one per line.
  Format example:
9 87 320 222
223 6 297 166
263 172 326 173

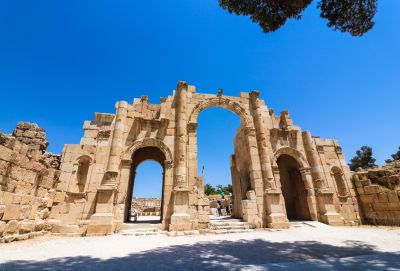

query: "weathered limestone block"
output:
51 224 81 234
353 163 400 226
0 192 14 205
4 220 19 235
246 190 257 201
0 204 5 219
360 194 376 204
2 204 21 220
0 145 14 161
0 221 5 235
19 220 35 233
388 191 399 203
364 185 380 195
34 218 47 231
377 192 389 203
28 204 39 219
20 205 32 219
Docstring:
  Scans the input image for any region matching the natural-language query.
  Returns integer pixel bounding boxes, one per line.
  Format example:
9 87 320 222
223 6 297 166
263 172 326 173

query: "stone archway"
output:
185 96 261 225
124 146 166 223
75 81 358 235
188 97 253 129
277 154 312 220
121 139 174 228
273 147 317 221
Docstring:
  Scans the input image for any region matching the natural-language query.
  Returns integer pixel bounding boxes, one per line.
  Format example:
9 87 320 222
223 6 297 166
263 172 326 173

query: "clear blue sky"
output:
1 1 399 198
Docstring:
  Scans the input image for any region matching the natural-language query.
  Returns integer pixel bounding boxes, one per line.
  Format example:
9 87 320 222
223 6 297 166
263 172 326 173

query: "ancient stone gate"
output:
53 81 361 234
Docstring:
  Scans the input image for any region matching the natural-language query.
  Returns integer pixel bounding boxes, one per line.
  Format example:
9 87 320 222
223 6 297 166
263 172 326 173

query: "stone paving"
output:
1 224 399 270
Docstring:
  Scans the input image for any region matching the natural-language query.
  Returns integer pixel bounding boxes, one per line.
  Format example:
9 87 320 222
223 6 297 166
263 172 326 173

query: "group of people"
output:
216 200 232 217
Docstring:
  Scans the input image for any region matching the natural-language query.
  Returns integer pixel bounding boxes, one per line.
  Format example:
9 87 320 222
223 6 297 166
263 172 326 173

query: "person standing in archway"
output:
225 203 231 216
217 200 222 217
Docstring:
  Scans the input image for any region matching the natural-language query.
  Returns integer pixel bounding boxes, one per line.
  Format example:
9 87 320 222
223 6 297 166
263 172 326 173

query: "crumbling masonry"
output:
1 81 399 240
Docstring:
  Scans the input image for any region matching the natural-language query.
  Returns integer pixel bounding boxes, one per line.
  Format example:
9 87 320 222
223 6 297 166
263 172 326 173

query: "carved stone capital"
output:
249 90 260 100
300 167 312 175
164 160 174 169
244 127 256 137
102 171 118 185
121 159 132 168
187 122 198 133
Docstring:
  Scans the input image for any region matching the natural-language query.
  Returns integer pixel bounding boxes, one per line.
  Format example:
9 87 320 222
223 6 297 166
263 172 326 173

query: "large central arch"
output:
188 97 253 129
185 95 257 224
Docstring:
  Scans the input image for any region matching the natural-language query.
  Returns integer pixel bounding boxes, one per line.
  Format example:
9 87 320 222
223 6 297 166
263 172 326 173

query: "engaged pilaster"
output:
302 131 342 225
250 90 289 228
103 100 129 186
170 81 191 231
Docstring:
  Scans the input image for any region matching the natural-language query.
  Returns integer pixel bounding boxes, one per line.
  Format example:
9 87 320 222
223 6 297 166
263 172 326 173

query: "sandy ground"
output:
1 224 400 270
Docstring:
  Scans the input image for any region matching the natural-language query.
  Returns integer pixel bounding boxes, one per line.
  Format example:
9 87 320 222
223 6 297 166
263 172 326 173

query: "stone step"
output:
209 225 250 230
121 230 166 236
121 229 160 233
208 218 253 234
206 229 254 234
210 218 243 222
210 222 249 227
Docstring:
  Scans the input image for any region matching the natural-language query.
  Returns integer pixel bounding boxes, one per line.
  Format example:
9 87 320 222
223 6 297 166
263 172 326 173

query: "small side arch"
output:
123 138 173 165
122 138 174 225
273 147 310 169
331 166 348 197
75 155 93 192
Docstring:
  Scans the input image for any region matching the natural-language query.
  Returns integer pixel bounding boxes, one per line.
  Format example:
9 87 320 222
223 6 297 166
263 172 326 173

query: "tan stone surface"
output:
2 81 380 240
352 162 400 226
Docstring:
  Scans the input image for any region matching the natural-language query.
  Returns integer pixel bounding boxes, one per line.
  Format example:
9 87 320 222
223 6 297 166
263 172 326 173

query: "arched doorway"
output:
277 154 311 221
197 107 243 218
124 146 166 223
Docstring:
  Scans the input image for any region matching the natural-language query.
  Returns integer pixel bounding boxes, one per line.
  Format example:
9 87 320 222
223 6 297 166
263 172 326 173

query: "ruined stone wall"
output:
131 198 161 215
0 123 63 242
353 162 400 226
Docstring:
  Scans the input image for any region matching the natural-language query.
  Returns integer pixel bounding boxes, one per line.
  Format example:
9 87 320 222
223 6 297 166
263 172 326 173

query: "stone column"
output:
300 168 318 220
302 131 324 185
249 91 274 187
87 100 128 235
103 100 129 185
235 127 262 227
249 91 289 228
170 81 191 231
302 131 342 225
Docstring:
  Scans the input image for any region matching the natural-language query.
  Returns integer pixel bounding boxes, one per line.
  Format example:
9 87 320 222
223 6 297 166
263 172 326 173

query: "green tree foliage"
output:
205 184 217 195
218 0 377 36
385 147 400 164
348 146 377 171
204 183 233 196
223 184 233 195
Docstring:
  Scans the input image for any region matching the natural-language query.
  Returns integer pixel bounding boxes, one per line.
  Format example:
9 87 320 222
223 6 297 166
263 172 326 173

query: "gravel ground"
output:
1 224 400 271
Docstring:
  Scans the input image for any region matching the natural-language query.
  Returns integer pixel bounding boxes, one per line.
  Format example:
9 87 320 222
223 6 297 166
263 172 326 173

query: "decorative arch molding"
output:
122 138 173 165
330 166 343 175
188 97 252 129
273 147 310 169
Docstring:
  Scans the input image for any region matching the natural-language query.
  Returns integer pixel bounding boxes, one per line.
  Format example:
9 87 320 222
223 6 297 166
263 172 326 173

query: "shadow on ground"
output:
1 239 399 271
